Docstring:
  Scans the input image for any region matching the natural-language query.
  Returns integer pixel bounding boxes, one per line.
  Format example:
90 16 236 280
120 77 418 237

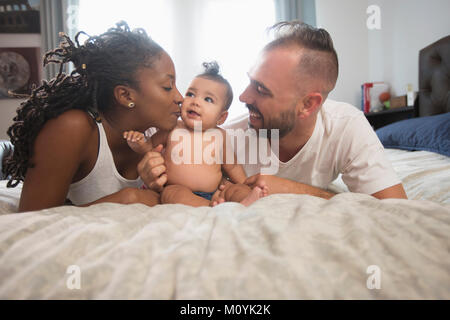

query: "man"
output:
139 21 407 201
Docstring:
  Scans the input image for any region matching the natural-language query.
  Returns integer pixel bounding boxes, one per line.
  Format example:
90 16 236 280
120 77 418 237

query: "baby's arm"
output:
124 130 152 154
124 129 171 155
222 163 247 184
220 128 247 184
212 130 269 207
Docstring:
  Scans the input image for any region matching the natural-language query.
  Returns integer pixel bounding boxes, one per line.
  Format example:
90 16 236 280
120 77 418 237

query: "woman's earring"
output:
128 102 135 109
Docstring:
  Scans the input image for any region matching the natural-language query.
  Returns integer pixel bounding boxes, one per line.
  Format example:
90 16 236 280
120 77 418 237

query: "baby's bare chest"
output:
165 128 224 165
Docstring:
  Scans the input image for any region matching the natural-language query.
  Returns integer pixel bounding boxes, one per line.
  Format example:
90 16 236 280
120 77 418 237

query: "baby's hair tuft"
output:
202 61 220 76
197 61 233 110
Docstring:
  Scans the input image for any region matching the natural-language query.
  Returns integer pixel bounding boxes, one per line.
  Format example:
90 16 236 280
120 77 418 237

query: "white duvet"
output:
0 149 449 299
329 149 450 204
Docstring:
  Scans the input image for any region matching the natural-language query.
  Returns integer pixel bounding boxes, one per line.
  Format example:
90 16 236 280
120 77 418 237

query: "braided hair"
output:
4 21 164 187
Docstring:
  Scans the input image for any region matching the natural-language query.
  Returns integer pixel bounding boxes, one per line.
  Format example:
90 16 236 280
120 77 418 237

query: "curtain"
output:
70 0 277 121
40 0 79 80
274 0 316 26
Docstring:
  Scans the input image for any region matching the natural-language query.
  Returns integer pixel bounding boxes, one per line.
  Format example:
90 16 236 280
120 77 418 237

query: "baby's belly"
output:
164 127 223 192
166 160 222 193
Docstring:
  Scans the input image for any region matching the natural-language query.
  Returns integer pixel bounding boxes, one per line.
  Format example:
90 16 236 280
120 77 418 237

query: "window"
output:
77 0 275 122
78 0 174 54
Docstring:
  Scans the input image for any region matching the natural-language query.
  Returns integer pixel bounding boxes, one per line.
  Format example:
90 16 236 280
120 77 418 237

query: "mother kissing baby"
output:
124 61 268 207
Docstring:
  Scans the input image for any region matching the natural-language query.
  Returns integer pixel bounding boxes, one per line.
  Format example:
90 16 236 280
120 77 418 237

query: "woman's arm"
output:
18 110 161 212
18 110 98 212
81 187 160 207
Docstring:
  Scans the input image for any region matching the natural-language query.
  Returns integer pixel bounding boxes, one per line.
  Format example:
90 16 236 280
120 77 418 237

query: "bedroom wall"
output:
315 0 369 108
369 0 450 97
2 1 449 139
0 34 42 140
315 0 450 108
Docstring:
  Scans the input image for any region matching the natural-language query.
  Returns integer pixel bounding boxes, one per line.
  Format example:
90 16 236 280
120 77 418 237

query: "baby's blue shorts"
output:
193 191 215 201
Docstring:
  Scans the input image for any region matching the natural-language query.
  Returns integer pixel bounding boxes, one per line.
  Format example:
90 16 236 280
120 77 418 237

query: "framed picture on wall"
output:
0 0 40 34
0 47 40 99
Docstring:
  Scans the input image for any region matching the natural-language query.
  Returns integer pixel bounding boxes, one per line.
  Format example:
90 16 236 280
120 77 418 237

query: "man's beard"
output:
248 105 296 139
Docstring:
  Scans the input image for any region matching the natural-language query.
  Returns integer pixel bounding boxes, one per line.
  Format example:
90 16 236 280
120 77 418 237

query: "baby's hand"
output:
123 130 152 154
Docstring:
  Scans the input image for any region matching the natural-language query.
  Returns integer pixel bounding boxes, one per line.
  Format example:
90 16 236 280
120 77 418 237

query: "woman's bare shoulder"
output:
34 109 98 155
48 109 97 132
19 110 99 211
39 110 97 141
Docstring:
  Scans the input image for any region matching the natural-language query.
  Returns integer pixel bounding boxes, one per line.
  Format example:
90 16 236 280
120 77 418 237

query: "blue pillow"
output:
376 113 450 157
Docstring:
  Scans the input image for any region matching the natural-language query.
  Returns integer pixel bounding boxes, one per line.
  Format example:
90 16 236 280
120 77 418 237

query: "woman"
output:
4 22 183 212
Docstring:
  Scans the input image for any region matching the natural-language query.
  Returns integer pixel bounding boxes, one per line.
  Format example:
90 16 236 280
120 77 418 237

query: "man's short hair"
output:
264 21 339 94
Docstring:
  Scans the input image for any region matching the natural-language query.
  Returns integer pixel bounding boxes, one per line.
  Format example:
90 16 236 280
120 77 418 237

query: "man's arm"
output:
371 183 407 200
244 174 335 200
245 175 408 200
338 113 408 200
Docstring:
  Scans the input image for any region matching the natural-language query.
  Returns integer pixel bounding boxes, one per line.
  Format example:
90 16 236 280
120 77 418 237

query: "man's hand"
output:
244 174 282 194
210 174 279 206
137 144 168 192
210 180 232 206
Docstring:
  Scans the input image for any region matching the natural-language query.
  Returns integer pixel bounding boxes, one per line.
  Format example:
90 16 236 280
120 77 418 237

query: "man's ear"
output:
216 111 229 125
298 92 323 119
114 85 136 109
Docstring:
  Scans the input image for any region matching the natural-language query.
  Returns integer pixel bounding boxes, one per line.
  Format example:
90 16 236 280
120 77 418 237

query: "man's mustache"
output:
246 104 262 116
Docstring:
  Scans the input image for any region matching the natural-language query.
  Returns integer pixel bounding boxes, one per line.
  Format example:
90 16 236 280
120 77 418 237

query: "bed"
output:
0 37 449 300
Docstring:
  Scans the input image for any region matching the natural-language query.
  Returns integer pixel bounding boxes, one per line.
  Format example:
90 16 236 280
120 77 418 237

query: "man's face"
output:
239 47 303 138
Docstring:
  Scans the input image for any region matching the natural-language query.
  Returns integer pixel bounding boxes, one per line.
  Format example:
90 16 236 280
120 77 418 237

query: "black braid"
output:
4 21 164 187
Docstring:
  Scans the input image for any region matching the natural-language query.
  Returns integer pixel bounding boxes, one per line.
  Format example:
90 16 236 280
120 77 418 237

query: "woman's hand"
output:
137 144 168 192
117 188 161 206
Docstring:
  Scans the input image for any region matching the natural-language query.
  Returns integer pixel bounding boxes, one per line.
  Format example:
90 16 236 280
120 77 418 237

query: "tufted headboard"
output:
417 35 450 117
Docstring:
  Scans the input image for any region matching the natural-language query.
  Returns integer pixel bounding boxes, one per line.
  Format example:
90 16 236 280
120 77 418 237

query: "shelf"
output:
365 106 416 130
365 106 415 117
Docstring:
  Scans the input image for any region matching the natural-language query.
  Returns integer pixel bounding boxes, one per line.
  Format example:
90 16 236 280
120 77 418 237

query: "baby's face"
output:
181 77 228 130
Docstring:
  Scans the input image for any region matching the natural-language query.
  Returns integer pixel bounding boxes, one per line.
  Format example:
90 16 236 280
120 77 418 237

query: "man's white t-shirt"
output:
223 99 401 195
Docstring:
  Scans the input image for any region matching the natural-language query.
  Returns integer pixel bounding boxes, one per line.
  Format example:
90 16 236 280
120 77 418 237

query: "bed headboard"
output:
417 35 450 117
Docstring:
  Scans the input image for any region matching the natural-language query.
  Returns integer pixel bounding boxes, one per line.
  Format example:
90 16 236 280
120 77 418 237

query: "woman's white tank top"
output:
67 122 142 205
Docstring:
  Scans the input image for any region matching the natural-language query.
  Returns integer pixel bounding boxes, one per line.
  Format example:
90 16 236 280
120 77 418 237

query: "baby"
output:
124 62 267 207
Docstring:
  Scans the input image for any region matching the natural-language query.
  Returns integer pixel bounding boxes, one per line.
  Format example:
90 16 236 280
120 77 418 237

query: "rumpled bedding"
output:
0 149 449 299
329 149 450 204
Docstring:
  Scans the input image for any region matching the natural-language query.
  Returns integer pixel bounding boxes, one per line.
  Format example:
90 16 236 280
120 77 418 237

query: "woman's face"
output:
132 51 183 132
